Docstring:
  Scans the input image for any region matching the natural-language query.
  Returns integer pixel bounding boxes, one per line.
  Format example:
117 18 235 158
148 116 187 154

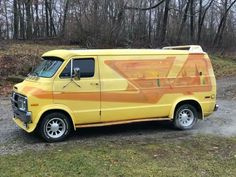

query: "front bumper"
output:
11 97 32 124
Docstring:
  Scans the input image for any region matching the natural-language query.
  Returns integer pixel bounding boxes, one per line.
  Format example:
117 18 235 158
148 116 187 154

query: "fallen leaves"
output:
0 79 13 96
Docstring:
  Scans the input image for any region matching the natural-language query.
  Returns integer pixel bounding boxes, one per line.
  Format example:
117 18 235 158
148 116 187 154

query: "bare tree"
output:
197 0 214 43
0 0 236 51
33 0 40 38
213 0 236 47
177 0 191 44
25 0 32 39
189 0 195 42
13 0 19 39
160 0 170 44
18 1 25 39
62 0 69 36
3 0 9 39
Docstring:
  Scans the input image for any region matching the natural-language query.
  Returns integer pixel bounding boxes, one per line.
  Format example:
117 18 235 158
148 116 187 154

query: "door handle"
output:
90 82 99 86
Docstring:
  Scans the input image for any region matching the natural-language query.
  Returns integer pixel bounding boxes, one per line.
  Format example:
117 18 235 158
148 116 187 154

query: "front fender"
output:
34 104 76 131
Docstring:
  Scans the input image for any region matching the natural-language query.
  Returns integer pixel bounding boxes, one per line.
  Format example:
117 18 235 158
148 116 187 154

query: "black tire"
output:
174 104 198 130
39 112 72 142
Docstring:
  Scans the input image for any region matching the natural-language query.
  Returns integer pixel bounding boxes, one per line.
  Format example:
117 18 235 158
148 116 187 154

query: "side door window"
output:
60 58 95 78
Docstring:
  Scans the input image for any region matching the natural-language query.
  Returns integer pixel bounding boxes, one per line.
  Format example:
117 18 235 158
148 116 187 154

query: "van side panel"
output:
99 53 216 122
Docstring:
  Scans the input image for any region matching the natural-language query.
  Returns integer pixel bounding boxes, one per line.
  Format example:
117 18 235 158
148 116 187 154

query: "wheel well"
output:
37 109 74 129
174 100 203 119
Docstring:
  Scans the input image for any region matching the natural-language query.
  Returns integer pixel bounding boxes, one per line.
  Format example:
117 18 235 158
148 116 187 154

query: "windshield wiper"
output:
28 72 39 78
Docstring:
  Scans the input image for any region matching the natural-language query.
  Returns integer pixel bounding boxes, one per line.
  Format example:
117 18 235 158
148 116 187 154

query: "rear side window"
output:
60 58 95 78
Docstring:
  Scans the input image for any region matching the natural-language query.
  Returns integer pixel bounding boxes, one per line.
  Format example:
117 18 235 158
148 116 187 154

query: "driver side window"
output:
60 58 95 78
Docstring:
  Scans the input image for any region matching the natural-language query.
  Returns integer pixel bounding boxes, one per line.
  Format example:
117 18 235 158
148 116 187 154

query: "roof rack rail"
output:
162 45 204 53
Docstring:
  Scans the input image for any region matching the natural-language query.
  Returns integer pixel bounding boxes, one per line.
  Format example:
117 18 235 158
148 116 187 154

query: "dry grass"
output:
0 42 79 96
210 55 236 78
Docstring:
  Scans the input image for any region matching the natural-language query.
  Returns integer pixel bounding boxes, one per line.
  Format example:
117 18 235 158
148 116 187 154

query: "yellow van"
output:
11 45 218 142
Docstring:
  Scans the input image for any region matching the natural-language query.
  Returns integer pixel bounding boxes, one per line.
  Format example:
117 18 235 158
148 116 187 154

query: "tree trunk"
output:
25 0 32 39
48 0 56 36
4 0 9 39
160 0 170 44
156 6 163 41
18 1 25 39
13 0 19 39
148 0 152 44
213 0 236 47
190 0 195 43
62 0 70 36
197 0 202 43
197 0 214 43
34 0 40 38
93 0 99 40
45 0 50 37
177 0 190 44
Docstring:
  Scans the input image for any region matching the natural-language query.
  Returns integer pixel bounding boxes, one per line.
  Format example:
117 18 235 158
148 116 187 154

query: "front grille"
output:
11 92 26 110
11 92 31 123
11 92 18 109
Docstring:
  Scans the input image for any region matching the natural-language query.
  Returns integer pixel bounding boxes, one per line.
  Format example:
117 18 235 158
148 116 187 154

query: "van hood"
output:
13 78 53 98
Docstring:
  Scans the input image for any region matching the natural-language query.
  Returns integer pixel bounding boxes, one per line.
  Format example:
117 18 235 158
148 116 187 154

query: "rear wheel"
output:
174 104 198 130
39 112 72 142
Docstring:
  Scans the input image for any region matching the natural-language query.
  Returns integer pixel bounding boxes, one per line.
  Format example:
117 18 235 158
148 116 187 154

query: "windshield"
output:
30 57 63 78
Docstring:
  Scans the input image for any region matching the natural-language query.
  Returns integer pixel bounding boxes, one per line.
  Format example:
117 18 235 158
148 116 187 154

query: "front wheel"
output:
39 112 72 142
174 104 198 130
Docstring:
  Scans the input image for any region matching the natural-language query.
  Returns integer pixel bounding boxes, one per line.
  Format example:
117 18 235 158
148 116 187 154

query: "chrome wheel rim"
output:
45 118 66 139
178 109 194 127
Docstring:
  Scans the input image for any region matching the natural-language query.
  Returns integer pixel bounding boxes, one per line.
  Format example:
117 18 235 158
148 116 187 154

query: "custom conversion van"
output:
11 45 218 142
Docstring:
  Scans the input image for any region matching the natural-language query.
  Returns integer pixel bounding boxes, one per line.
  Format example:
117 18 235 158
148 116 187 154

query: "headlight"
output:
18 96 27 112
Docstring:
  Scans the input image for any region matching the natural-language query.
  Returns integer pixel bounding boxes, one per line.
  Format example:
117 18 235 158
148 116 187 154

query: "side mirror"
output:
73 67 81 80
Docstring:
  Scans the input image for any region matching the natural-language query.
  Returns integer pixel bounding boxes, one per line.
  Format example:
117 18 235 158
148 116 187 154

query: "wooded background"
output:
0 0 236 51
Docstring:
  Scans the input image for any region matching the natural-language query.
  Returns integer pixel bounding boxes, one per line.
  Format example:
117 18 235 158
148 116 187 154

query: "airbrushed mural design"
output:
103 54 212 103
23 54 212 104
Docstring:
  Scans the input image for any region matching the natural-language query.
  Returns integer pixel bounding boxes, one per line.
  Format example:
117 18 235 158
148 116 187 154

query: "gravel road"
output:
0 77 236 154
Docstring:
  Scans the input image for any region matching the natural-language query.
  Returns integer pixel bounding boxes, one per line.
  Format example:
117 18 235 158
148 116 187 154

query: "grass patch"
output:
0 43 79 78
0 42 79 57
0 135 236 177
210 55 236 78
0 43 79 96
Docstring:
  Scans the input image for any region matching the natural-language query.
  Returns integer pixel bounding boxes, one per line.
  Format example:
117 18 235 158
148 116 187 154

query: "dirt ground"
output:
0 77 236 155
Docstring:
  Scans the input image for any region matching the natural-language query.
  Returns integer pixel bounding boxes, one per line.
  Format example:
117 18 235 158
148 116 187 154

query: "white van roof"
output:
42 45 205 60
